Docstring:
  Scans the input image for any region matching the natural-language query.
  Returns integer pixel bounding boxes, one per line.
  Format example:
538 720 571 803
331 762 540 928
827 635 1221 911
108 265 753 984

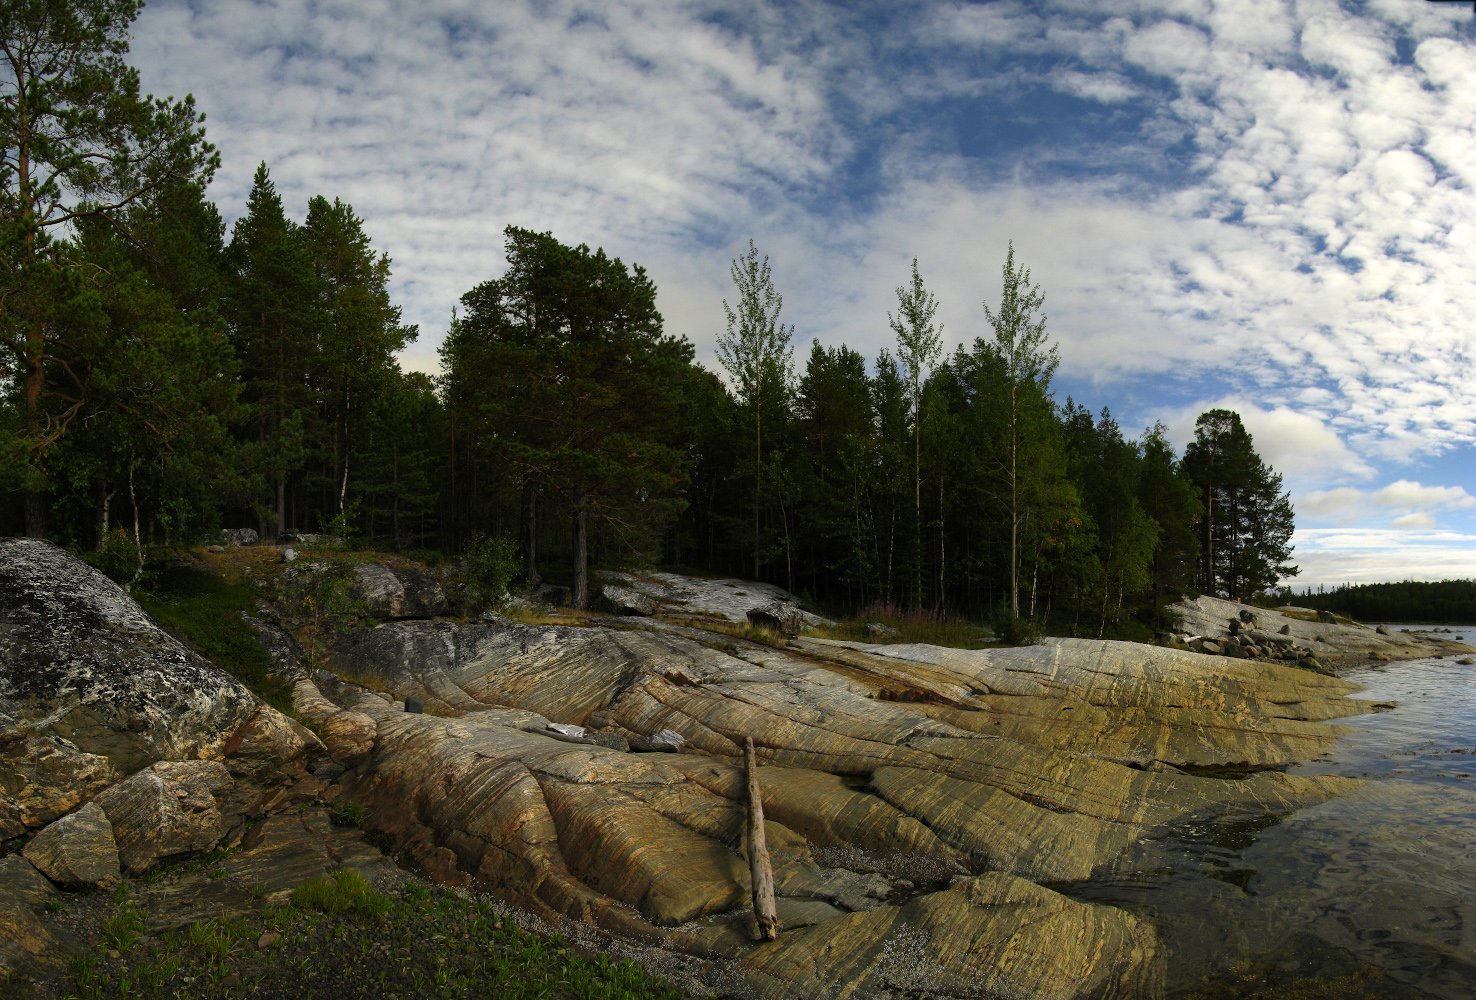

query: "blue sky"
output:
128 0 1476 586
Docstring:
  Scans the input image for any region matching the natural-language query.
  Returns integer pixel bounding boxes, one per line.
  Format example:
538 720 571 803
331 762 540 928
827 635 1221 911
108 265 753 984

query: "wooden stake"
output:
744 736 780 941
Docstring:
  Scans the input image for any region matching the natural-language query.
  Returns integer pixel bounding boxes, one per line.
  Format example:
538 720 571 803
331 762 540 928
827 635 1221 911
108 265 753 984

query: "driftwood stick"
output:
744 736 780 941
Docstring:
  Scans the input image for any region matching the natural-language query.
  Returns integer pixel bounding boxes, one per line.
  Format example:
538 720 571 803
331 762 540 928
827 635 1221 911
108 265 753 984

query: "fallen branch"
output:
745 735 779 941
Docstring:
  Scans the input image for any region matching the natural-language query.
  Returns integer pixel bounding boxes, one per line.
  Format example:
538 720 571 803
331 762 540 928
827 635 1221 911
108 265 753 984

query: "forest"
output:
1297 580 1476 625
0 0 1303 637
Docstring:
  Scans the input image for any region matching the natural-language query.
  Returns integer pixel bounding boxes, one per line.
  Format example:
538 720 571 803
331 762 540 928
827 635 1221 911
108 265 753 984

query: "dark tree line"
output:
1 0 1302 630
1298 580 1476 624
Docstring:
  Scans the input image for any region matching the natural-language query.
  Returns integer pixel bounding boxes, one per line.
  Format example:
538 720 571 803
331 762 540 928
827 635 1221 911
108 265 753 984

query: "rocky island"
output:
3 538 1472 999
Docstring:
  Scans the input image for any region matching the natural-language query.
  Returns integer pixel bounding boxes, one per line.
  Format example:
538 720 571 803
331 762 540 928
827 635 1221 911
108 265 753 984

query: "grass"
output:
806 602 996 650
135 564 293 713
2 873 688 1000
1182 965 1386 999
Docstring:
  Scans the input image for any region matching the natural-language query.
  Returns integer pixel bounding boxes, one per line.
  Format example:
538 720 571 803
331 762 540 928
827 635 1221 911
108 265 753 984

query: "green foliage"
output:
1183 409 1297 599
135 565 291 712
83 528 141 584
460 532 519 607
101 907 143 953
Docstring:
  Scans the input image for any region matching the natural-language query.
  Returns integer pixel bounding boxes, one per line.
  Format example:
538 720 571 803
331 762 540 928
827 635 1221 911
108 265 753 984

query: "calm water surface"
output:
1072 628 1476 998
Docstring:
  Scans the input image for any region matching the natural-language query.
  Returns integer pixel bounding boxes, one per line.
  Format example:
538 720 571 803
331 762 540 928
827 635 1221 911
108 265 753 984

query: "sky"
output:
127 0 1476 588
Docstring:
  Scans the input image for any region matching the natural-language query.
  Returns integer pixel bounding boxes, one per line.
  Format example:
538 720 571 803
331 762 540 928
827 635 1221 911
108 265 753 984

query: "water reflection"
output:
1072 637 1476 999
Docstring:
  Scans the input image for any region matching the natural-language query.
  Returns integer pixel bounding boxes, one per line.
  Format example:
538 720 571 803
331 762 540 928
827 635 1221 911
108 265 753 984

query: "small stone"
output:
208 544 225 553
404 697 424 714
1376 625 1390 636
1279 624 1291 635
1316 610 1336 624
280 547 297 563
257 932 280 949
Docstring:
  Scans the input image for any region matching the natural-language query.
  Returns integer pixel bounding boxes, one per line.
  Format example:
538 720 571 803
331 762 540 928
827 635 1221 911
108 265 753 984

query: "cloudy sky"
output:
129 0 1476 587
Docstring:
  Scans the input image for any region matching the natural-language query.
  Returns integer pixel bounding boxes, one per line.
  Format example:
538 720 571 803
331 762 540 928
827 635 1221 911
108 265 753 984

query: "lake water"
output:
1072 629 1476 999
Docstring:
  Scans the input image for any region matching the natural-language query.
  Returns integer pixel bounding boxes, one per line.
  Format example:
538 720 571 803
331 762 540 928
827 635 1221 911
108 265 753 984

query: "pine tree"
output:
0 0 217 535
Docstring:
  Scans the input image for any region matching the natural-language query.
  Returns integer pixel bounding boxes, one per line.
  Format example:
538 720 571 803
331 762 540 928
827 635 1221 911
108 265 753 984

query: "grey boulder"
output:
748 602 806 636
0 539 257 781
599 583 656 617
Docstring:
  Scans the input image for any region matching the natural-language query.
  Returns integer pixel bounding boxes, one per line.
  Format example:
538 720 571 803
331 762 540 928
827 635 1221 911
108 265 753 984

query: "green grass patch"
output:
6 877 689 1000
807 604 996 650
135 564 292 713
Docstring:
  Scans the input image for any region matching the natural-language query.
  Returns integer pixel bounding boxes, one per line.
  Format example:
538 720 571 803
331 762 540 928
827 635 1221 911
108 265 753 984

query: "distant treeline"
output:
1298 580 1476 624
1 0 1302 634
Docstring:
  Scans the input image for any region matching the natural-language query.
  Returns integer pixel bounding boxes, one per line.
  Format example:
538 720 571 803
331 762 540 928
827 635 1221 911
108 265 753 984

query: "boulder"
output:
21 801 120 887
1376 625 1391 636
0 885 78 975
0 855 58 908
348 562 446 619
864 623 901 642
223 705 325 785
1238 609 1257 625
599 583 656 617
0 539 257 780
224 528 259 547
0 726 114 839
748 602 806 636
1316 610 1337 624
280 546 298 563
95 760 234 875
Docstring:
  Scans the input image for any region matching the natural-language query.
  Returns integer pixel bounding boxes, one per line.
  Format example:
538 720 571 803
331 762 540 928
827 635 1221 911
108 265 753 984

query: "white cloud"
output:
1297 479 1476 527
123 0 1476 581
1292 528 1476 585
1389 512 1436 530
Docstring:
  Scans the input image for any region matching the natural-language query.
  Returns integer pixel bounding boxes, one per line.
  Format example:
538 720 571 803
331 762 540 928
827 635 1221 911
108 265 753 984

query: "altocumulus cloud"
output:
128 0 1476 584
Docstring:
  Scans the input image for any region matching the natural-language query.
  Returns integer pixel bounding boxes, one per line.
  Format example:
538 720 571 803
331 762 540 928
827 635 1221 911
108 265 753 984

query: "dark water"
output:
1072 631 1476 998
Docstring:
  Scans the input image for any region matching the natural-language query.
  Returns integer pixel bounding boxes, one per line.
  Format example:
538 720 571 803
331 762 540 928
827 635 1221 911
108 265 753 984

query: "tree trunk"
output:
23 490 46 539
572 485 588 610
95 484 113 549
521 480 541 588
744 737 779 941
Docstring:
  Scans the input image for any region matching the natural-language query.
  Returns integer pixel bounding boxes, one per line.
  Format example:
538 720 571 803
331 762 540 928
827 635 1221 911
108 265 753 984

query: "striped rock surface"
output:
319 612 1377 999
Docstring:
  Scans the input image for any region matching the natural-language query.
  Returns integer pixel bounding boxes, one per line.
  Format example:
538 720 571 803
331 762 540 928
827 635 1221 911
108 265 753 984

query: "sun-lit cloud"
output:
125 0 1476 582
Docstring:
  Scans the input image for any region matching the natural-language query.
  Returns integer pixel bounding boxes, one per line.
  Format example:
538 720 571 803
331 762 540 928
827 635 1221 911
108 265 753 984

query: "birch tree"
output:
717 240 793 578
889 258 942 610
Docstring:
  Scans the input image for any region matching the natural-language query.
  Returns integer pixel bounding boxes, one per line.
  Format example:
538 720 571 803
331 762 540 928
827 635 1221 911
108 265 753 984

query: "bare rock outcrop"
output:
1169 595 1473 668
348 561 446 618
293 679 376 764
311 609 1379 998
21 800 121 888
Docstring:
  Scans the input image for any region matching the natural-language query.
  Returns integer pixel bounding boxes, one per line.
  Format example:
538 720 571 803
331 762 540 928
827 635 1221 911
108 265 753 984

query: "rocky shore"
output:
4 541 1470 999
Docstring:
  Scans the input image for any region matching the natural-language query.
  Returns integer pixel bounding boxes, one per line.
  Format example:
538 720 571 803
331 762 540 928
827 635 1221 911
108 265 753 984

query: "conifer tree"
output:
0 0 217 535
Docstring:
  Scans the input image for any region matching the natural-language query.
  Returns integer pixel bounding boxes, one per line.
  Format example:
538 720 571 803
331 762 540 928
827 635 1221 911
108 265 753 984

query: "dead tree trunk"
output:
744 736 779 941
